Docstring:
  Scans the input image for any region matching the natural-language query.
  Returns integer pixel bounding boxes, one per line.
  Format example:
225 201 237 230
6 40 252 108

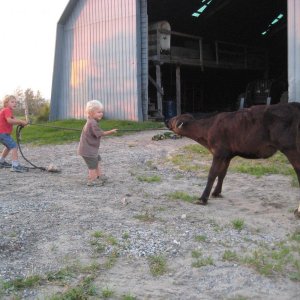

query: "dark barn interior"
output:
147 0 287 117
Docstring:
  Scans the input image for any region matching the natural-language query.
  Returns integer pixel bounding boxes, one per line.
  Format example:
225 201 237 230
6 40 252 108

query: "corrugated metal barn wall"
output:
50 0 144 121
139 0 149 121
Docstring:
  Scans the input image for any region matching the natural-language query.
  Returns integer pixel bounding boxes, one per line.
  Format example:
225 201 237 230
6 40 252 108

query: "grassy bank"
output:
13 119 165 145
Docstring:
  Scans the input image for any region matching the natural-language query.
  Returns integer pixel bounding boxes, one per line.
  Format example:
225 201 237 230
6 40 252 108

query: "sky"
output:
0 0 70 100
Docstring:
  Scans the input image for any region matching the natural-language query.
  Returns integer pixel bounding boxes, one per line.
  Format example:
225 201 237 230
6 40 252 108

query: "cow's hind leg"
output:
195 157 227 205
212 159 231 197
282 149 300 218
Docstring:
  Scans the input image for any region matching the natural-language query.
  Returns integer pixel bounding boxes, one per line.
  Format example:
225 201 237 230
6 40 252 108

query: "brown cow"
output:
166 102 300 217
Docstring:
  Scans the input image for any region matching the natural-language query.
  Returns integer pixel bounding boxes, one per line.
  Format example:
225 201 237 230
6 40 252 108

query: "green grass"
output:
49 276 97 300
168 191 198 203
0 262 102 298
221 232 300 280
13 119 164 145
1 275 42 291
137 175 161 183
167 144 211 172
231 154 294 176
168 144 297 184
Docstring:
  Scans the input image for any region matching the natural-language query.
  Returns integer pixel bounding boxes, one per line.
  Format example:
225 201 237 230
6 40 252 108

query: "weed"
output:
90 240 106 253
101 287 114 298
231 219 245 231
192 256 214 268
137 175 161 183
103 251 119 269
107 235 118 246
122 232 130 239
46 268 74 282
92 231 105 238
195 235 207 242
290 231 300 242
173 174 184 179
122 294 137 300
222 250 238 262
191 250 202 258
134 210 156 222
208 219 223 232
148 255 167 276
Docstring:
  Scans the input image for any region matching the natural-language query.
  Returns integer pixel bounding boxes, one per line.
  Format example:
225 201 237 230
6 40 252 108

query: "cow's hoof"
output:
294 208 300 218
194 199 207 205
212 193 222 198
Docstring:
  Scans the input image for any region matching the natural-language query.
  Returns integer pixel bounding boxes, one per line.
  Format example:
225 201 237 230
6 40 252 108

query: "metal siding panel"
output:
52 0 140 120
50 25 64 120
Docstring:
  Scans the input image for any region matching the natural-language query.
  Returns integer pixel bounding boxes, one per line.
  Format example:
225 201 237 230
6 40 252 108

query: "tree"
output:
13 88 49 119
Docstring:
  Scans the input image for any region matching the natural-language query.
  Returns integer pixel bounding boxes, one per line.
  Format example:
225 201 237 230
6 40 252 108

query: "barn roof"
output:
148 0 286 45
58 0 78 24
58 0 286 46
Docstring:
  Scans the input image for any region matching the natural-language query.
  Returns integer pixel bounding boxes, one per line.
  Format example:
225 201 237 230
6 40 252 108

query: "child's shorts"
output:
82 155 101 170
0 134 17 149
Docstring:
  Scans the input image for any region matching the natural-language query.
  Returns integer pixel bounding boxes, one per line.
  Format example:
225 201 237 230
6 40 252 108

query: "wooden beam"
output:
176 65 181 115
156 64 163 116
149 74 164 96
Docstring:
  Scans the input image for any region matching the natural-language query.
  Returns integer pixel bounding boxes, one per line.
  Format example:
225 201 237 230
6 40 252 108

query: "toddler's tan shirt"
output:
78 118 104 157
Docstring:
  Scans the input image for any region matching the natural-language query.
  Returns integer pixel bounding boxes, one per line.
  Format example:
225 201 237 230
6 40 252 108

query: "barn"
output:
50 0 300 121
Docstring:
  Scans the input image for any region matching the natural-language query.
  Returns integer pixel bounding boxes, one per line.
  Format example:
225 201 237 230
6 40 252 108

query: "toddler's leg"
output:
96 162 102 178
88 169 98 181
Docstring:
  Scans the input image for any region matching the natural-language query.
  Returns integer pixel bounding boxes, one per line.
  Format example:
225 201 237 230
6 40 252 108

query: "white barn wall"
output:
50 0 143 121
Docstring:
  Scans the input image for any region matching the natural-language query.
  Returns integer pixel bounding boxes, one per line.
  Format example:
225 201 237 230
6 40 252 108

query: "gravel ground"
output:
0 130 300 300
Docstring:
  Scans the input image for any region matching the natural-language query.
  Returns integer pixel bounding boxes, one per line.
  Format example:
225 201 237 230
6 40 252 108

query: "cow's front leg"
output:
212 158 231 197
295 203 300 218
195 156 222 205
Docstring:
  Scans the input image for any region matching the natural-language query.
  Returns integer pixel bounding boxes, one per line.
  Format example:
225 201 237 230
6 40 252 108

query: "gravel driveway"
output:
1 131 300 299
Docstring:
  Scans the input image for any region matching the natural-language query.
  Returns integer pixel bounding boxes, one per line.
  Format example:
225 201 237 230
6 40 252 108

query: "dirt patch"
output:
0 131 300 299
